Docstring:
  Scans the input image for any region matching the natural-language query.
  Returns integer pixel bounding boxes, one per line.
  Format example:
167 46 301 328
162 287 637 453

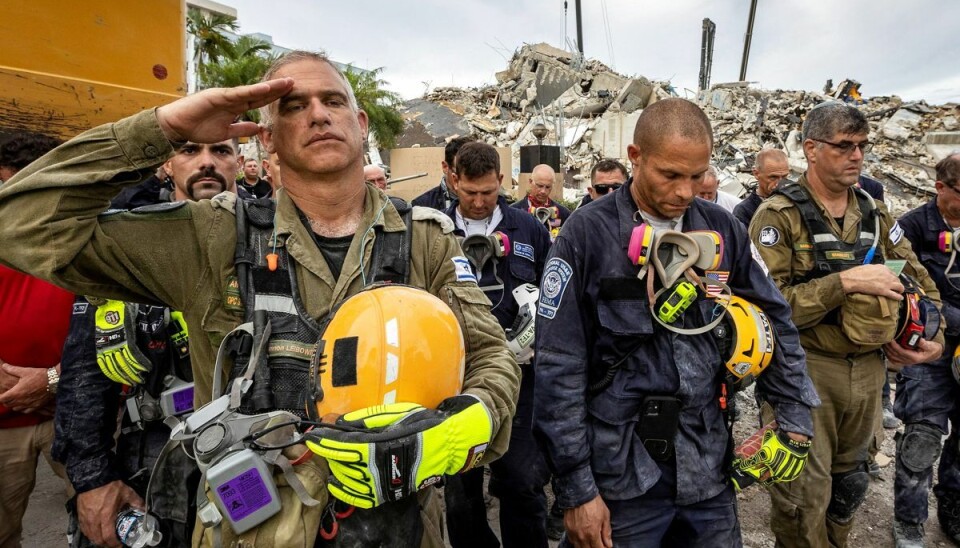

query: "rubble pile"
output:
394 42 960 215
701 84 960 216
396 43 674 185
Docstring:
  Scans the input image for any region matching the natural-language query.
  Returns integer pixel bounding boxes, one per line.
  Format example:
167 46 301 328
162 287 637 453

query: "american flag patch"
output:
704 270 729 298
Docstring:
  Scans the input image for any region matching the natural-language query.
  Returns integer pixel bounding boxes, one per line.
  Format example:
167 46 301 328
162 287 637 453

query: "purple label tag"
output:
217 468 272 522
172 386 194 414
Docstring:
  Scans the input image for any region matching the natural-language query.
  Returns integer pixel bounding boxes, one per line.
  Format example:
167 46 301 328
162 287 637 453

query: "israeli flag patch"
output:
514 242 535 262
452 256 477 283
538 258 572 319
889 221 904 246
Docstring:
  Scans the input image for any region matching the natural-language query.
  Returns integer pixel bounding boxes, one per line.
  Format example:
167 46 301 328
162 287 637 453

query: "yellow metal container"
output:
0 0 187 139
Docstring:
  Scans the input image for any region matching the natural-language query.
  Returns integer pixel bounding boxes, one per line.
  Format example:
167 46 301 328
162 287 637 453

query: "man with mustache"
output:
51 138 240 548
533 98 818 547
166 141 239 201
0 50 517 547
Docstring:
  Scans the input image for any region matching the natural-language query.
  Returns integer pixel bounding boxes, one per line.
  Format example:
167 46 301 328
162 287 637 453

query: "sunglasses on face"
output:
812 138 873 155
594 183 623 195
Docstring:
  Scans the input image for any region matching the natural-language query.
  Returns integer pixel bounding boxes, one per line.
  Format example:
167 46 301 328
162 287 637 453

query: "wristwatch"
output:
46 367 60 394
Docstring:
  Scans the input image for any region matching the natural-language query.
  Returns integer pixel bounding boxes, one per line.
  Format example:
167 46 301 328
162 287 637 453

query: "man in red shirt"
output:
0 131 75 547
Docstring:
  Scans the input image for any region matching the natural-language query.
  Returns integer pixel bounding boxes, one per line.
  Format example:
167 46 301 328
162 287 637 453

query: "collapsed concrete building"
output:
390 42 960 216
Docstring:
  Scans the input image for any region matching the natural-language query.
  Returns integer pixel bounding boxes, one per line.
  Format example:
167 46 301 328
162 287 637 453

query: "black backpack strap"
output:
368 197 413 284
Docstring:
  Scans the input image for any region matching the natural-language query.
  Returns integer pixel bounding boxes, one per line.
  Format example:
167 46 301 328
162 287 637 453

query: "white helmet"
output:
506 284 538 363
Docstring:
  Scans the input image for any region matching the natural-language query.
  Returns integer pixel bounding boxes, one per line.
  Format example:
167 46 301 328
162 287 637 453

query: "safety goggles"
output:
594 183 623 195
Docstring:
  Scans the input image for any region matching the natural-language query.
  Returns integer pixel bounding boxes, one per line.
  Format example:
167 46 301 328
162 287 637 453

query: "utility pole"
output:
575 0 584 54
699 18 716 90
739 0 758 82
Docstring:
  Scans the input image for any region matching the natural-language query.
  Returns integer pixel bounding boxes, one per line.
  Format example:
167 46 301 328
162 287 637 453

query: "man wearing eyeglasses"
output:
513 165 570 237
750 101 944 548
577 159 628 209
890 152 960 547
734 149 790 227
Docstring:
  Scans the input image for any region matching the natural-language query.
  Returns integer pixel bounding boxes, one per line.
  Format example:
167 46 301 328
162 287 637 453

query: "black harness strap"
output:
775 181 881 283
229 197 414 416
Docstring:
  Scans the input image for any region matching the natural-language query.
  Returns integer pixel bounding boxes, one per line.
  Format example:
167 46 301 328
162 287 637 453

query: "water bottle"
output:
115 508 163 548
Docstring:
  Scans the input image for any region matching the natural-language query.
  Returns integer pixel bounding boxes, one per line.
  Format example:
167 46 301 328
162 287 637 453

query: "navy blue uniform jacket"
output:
446 197 552 329
533 179 818 508
899 199 960 344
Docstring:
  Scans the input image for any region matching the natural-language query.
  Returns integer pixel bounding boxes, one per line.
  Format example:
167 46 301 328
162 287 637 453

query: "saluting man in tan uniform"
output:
0 51 519 547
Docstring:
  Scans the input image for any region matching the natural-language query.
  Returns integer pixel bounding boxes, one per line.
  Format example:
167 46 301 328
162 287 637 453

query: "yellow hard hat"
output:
306 285 465 420
715 296 775 386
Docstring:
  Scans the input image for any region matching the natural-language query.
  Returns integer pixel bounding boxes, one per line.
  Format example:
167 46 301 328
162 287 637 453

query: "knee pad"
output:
826 466 870 524
897 422 944 473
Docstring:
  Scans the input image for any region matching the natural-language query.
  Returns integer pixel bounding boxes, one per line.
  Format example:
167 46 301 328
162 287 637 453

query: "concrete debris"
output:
393 42 960 215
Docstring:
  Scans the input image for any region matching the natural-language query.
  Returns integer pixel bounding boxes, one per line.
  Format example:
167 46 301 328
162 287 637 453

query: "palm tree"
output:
187 8 239 86
344 66 405 150
200 35 277 122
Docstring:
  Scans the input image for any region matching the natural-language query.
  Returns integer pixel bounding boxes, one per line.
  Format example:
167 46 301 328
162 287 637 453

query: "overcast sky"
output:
224 0 960 105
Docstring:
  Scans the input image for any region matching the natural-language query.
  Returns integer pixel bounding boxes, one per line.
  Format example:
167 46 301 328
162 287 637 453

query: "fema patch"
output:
538 258 572 319
758 226 781 247
72 302 89 315
889 221 904 245
514 242 535 262
451 256 477 283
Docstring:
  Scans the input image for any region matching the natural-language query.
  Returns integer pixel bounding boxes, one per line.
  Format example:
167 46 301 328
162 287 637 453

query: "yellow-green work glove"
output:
95 300 151 386
732 429 810 491
168 310 190 359
305 395 493 509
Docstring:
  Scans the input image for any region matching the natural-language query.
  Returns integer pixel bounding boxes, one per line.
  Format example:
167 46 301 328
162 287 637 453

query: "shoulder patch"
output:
750 242 770 276
72 302 89 315
889 221 904 246
131 201 187 214
758 226 781 247
210 191 238 213
538 258 573 319
513 241 535 262
451 256 477 283
761 195 794 212
412 206 454 234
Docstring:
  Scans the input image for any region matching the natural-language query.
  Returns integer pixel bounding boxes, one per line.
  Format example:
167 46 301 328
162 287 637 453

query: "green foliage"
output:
343 66 404 150
199 36 277 122
187 8 238 75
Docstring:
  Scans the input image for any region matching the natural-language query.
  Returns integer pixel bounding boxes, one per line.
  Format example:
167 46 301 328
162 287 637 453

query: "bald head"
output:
633 98 713 153
756 149 788 170
363 164 387 190
753 149 789 198
529 164 557 204
698 166 719 201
